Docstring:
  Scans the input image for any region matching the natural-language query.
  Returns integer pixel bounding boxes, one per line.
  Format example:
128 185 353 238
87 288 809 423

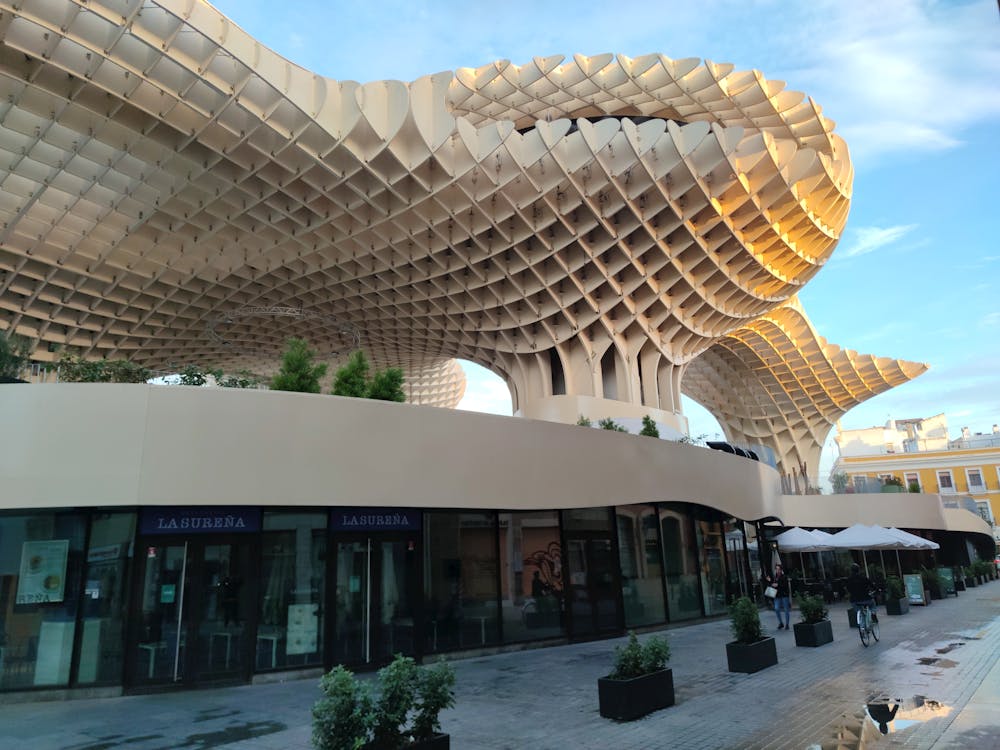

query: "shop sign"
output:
140 507 261 535
331 508 422 532
903 573 925 604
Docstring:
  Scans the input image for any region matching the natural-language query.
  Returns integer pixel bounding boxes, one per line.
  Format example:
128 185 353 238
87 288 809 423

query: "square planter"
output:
403 734 449 750
965 576 977 588
598 668 675 721
726 637 777 674
955 578 966 592
793 619 833 647
885 597 909 616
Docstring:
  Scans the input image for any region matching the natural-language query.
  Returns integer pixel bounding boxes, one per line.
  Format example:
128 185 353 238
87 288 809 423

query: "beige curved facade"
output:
0 384 990 546
0 0 922 471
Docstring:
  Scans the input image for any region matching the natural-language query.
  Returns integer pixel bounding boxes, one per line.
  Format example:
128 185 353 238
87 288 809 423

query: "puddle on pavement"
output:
806 695 953 748
194 708 242 722
935 642 965 654
174 720 286 749
64 735 163 750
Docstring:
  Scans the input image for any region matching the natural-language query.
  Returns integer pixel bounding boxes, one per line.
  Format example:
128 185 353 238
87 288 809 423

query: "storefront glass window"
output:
75 512 135 685
696 519 729 616
615 505 666 627
423 512 499 652
562 508 620 637
658 505 701 621
0 512 86 690
498 511 564 642
259 512 327 670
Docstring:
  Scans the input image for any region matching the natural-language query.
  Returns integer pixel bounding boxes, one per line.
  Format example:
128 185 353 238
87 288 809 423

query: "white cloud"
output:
980 311 1000 328
839 224 918 258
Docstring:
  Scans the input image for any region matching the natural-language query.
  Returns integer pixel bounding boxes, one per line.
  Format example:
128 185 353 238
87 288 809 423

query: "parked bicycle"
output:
857 596 880 647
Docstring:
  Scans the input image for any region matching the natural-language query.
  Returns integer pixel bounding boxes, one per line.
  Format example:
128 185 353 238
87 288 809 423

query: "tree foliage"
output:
0 332 33 380
576 415 592 427
270 338 328 393
331 350 370 398
58 355 150 383
332 350 407 402
639 415 660 438
831 472 849 494
368 366 406 402
598 418 627 432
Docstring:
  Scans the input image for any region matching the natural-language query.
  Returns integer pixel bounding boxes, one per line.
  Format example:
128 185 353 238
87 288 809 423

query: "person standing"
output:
765 563 791 629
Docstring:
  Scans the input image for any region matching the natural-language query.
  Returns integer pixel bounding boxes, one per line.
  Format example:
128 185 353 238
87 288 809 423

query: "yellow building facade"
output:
832 416 1000 549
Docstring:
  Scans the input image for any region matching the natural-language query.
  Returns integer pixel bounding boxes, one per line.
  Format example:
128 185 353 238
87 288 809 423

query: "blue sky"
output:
209 0 1000 484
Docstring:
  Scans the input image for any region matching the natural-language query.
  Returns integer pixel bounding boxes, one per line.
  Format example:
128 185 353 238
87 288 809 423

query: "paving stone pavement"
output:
1 582 998 750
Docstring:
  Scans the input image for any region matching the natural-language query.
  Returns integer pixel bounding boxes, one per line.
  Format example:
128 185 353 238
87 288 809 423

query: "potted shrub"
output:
963 565 977 588
792 594 833 647
726 596 777 673
312 656 456 750
884 576 909 616
598 631 673 721
953 567 966 592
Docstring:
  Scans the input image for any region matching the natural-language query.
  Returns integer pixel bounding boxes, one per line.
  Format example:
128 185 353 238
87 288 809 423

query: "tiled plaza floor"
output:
1 582 998 750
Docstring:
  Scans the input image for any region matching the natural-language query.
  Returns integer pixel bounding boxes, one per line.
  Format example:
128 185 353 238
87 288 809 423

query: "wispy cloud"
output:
980 311 1000 328
839 224 918 258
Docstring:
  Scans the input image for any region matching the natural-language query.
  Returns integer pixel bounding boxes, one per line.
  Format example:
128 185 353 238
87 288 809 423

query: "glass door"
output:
565 536 621 639
333 537 419 666
129 541 253 686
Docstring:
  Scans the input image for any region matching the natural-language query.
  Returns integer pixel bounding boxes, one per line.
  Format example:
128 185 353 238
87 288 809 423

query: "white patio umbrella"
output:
827 524 902 577
773 527 833 580
884 527 939 577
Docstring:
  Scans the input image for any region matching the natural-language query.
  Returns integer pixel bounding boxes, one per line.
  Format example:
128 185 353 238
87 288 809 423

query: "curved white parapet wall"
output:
1 384 782 516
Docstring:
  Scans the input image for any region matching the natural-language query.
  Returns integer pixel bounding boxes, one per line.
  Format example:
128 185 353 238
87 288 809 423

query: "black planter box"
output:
598 668 675 721
929 587 943 600
410 734 449 750
965 576 977 588
726 637 777 674
885 597 909 616
793 619 833 647
955 578 966 592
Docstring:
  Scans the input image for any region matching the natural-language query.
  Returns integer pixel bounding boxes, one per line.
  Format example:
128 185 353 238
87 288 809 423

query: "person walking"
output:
765 563 791 630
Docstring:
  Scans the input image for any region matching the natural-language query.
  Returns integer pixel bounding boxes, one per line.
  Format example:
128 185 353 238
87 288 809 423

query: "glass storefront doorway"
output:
333 536 420 667
128 540 254 687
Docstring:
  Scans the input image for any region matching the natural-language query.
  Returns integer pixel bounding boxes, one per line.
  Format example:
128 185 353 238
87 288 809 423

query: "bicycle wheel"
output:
858 611 870 647
871 615 880 642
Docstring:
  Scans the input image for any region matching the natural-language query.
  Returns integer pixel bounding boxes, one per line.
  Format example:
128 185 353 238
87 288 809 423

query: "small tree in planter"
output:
792 594 833 647
598 631 673 721
312 665 373 750
726 596 777 673
884 576 909 615
963 565 977 588
312 656 456 750
921 567 943 600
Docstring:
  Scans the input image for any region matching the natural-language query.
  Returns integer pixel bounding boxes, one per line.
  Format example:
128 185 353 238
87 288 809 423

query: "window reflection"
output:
259 513 326 669
616 505 666 627
696 519 728 616
0 512 86 689
423 513 499 652
76 513 135 685
498 511 563 642
659 505 701 621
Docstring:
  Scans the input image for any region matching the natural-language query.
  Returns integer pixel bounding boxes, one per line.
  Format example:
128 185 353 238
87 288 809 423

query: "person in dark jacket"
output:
846 563 877 624
764 563 791 629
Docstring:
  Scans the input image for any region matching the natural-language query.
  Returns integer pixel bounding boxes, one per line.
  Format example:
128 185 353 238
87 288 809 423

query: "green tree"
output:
576 415 592 427
639 415 660 438
0 332 33 380
270 338 327 393
368 367 406 402
58 355 150 383
332 350 370 398
217 369 261 389
598 417 627 432
178 364 208 386
332 351 407 403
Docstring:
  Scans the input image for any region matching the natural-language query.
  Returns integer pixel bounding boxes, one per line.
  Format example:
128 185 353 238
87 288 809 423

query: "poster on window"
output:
16 540 70 604
286 603 319 655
